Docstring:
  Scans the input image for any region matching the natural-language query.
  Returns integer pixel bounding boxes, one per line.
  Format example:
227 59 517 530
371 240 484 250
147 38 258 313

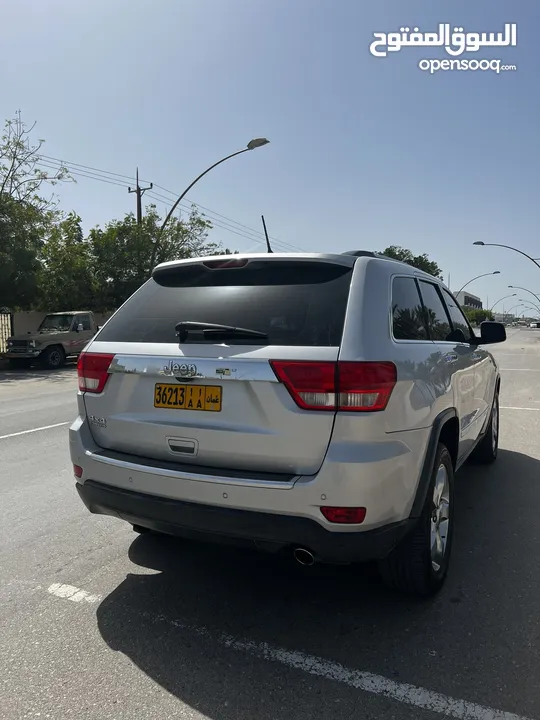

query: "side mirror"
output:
96 325 102 332
476 321 506 345
77 323 84 333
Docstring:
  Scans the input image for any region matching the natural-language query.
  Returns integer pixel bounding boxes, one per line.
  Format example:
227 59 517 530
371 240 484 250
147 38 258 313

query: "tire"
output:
8 358 33 369
378 443 454 597
41 345 65 369
469 392 499 465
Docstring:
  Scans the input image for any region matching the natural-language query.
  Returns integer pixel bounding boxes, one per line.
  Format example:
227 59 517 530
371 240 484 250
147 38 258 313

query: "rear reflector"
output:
73 464 83 478
77 352 115 393
270 361 396 412
321 507 367 524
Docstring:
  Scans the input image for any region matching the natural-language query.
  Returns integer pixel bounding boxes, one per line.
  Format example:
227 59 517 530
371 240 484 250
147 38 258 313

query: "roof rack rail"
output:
341 250 413 267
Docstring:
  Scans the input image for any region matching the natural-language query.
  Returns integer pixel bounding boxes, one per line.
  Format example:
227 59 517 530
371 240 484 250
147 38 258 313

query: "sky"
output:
1 0 538 314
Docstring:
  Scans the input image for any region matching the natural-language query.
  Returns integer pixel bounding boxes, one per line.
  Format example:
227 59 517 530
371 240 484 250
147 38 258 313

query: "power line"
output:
39 154 141 183
39 154 305 251
144 189 296 252
36 162 129 188
145 191 274 250
151 183 303 252
141 187 302 253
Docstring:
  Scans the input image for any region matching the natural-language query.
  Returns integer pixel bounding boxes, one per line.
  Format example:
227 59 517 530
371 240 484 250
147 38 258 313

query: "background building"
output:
455 291 483 310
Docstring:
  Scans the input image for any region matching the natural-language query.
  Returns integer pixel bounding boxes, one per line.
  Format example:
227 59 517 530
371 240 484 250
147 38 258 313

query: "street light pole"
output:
489 293 517 312
505 303 540 321
508 285 540 307
455 271 500 296
506 303 524 317
518 298 540 313
473 242 540 270
150 138 270 270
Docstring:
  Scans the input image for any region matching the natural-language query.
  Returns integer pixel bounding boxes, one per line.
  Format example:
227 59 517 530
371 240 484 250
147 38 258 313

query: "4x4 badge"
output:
216 368 232 377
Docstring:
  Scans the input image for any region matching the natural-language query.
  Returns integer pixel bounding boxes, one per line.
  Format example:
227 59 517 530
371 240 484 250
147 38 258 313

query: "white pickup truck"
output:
5 311 98 369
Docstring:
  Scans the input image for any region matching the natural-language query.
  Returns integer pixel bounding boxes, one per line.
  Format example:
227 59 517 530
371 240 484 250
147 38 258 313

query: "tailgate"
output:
80 256 354 477
82 346 340 475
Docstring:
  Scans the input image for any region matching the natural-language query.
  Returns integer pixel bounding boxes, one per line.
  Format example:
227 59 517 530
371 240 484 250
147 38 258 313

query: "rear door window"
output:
391 277 428 340
97 260 353 346
418 281 452 341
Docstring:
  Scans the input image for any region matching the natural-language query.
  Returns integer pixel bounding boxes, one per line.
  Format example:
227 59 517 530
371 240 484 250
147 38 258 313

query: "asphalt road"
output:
1 330 540 720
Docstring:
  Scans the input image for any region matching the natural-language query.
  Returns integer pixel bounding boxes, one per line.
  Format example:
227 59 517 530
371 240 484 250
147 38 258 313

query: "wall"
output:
12 311 115 336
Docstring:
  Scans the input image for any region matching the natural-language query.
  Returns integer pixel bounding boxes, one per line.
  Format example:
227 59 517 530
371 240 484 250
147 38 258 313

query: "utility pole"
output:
128 168 153 224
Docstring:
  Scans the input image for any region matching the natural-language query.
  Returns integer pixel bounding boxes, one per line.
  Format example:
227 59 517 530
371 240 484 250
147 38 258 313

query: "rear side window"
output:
442 290 474 342
418 281 452 341
97 260 353 346
391 277 428 340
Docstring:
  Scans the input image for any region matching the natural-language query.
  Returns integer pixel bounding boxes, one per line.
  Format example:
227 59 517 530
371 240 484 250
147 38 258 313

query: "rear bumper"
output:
76 480 413 563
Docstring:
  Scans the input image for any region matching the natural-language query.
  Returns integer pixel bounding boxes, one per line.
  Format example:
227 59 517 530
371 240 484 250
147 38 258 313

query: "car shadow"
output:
95 448 540 719
0 361 77 385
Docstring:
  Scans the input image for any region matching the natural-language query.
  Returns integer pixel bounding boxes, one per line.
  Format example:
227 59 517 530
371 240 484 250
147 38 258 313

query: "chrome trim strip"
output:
86 449 296 489
108 355 279 382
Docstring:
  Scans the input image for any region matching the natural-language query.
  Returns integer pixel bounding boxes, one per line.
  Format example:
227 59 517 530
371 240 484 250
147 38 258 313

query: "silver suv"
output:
70 251 506 596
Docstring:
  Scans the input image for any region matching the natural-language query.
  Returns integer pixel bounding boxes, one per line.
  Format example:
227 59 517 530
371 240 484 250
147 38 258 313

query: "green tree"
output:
463 307 494 325
0 194 49 309
0 112 72 309
87 204 217 311
380 245 443 279
36 213 94 310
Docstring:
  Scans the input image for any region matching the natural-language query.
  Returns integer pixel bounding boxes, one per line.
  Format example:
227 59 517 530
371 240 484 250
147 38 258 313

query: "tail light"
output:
77 352 114 393
270 361 396 412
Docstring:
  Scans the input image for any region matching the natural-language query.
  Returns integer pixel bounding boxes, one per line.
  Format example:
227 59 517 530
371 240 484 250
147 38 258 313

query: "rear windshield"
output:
97 260 353 346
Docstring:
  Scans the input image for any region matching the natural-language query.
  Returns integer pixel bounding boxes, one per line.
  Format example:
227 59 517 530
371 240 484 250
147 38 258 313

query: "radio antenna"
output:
261 215 273 253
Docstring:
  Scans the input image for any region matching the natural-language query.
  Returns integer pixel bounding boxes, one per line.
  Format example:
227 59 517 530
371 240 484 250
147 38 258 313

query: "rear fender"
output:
409 408 458 519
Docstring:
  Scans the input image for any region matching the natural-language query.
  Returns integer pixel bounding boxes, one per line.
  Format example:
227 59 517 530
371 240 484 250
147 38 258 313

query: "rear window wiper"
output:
175 321 268 343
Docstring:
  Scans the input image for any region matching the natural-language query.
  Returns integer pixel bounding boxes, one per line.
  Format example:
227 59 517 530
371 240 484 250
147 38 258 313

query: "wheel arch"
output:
40 343 66 368
409 409 459 519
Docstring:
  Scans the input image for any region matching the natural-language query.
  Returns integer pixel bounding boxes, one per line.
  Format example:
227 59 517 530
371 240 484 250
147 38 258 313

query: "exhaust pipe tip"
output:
293 548 315 567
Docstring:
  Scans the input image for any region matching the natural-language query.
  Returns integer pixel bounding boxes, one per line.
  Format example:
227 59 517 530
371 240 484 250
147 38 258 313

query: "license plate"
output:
154 383 222 412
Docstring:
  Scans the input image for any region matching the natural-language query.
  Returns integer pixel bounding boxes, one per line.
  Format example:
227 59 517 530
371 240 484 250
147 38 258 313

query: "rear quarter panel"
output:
339 259 455 433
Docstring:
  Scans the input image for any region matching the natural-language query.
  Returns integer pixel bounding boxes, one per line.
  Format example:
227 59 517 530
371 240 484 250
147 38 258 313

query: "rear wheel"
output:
41 345 65 369
470 392 499 465
378 443 454 597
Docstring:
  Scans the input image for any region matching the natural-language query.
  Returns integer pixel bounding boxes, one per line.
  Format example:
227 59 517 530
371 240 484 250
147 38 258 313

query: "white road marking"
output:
500 368 540 371
500 406 540 411
48 583 101 604
46 583 532 720
0 422 69 440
